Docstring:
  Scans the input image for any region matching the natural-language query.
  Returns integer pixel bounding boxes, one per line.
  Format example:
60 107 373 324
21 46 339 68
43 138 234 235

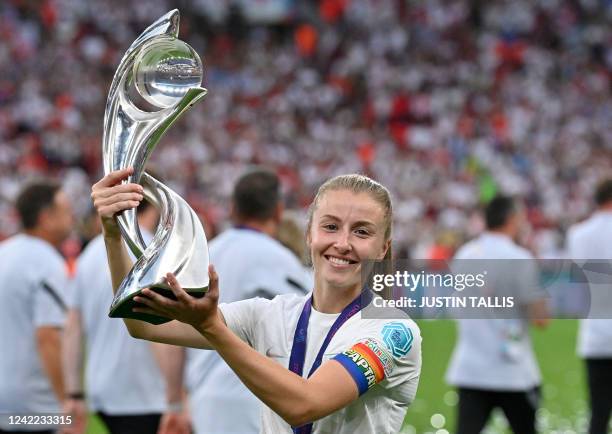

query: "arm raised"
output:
91 168 215 349
201 318 359 427
134 269 364 427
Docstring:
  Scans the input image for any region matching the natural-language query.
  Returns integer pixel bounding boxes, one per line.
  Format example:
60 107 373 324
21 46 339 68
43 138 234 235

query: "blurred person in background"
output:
181 168 313 434
0 181 73 434
566 179 612 434
446 195 549 434
63 193 190 434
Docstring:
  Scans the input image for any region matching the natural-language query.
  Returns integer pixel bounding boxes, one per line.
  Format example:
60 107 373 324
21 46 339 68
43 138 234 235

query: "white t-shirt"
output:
219 292 422 434
0 234 68 428
566 211 612 358
185 228 313 434
69 234 166 414
446 232 544 390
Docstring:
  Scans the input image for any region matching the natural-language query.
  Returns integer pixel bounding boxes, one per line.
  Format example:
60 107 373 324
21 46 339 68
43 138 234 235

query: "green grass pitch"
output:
401 319 588 434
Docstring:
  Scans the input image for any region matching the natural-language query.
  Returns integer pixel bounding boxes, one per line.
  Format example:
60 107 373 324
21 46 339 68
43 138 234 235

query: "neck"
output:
235 219 277 237
598 203 612 212
312 283 361 314
487 227 514 239
23 229 57 249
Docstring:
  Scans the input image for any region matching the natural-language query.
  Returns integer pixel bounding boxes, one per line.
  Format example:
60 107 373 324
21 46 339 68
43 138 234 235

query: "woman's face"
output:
307 189 390 292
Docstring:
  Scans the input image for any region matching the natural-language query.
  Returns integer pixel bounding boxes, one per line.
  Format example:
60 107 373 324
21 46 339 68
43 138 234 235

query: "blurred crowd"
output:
1 0 611 261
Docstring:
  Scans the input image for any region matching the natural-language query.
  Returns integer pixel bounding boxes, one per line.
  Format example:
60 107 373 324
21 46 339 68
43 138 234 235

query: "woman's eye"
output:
323 224 337 231
355 228 370 236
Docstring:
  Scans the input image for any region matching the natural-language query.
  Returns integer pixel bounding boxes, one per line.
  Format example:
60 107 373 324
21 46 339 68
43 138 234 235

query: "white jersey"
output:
219 293 421 434
566 211 612 358
69 235 166 414
186 228 313 434
446 232 544 390
0 234 68 428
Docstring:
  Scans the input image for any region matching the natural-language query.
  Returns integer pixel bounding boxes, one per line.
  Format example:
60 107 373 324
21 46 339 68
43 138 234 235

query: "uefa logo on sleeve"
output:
382 322 414 358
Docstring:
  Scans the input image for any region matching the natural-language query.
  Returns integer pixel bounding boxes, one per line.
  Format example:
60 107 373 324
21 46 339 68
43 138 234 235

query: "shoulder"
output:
455 234 534 260
78 235 106 261
0 235 18 254
344 310 422 366
568 216 595 241
213 229 311 293
247 231 301 264
508 243 534 260
334 316 421 394
219 292 308 344
211 229 302 268
260 291 308 313
221 292 307 317
358 317 421 357
75 236 107 275
22 235 65 268
453 237 482 260
0 236 23 266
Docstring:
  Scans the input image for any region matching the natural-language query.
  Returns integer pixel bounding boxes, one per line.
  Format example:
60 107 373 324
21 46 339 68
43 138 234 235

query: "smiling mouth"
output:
325 255 358 265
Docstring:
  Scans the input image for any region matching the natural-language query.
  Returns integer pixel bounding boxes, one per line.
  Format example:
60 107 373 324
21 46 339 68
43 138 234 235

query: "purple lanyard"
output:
288 290 373 434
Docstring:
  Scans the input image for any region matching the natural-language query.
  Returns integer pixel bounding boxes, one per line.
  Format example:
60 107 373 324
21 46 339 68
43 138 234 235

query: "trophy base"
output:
109 286 208 325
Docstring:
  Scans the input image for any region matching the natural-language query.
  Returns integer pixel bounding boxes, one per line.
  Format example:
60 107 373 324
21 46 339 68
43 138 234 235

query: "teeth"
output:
328 256 351 265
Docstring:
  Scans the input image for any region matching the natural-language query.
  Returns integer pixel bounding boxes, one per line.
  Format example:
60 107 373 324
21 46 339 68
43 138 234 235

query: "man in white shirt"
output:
181 168 313 434
0 182 73 434
566 179 612 434
446 195 549 434
63 201 190 434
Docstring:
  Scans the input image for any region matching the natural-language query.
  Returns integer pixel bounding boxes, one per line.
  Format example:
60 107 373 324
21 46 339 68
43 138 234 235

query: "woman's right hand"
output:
91 167 144 236
133 266 222 334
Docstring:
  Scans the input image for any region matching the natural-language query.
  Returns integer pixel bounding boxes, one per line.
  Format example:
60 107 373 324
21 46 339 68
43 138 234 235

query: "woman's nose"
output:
333 231 352 252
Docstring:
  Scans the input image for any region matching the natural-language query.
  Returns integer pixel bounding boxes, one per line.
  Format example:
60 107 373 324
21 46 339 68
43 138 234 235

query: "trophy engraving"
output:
102 10 209 324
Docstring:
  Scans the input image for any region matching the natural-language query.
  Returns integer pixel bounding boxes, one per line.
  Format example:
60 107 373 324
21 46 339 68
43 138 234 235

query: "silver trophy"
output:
103 9 209 324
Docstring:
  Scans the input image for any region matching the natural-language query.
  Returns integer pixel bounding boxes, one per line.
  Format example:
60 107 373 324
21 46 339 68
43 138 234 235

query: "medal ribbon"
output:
288 290 373 434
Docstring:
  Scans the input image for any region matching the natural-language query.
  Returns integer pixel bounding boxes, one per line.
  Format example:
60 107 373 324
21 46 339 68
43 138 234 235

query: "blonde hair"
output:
278 214 309 265
306 174 393 262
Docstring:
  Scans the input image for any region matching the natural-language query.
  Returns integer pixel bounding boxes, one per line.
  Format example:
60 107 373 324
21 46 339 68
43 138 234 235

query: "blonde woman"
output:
92 169 421 434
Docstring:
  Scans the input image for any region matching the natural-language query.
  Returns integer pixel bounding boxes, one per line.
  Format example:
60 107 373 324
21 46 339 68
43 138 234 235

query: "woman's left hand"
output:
133 264 221 332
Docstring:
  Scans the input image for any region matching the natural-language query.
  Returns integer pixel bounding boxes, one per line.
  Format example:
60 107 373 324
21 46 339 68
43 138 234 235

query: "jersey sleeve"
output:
218 297 270 347
33 259 69 328
332 320 421 396
516 259 547 304
241 258 312 300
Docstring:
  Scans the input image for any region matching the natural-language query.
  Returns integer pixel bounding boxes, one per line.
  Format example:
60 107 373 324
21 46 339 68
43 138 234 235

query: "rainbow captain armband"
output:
333 338 395 395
